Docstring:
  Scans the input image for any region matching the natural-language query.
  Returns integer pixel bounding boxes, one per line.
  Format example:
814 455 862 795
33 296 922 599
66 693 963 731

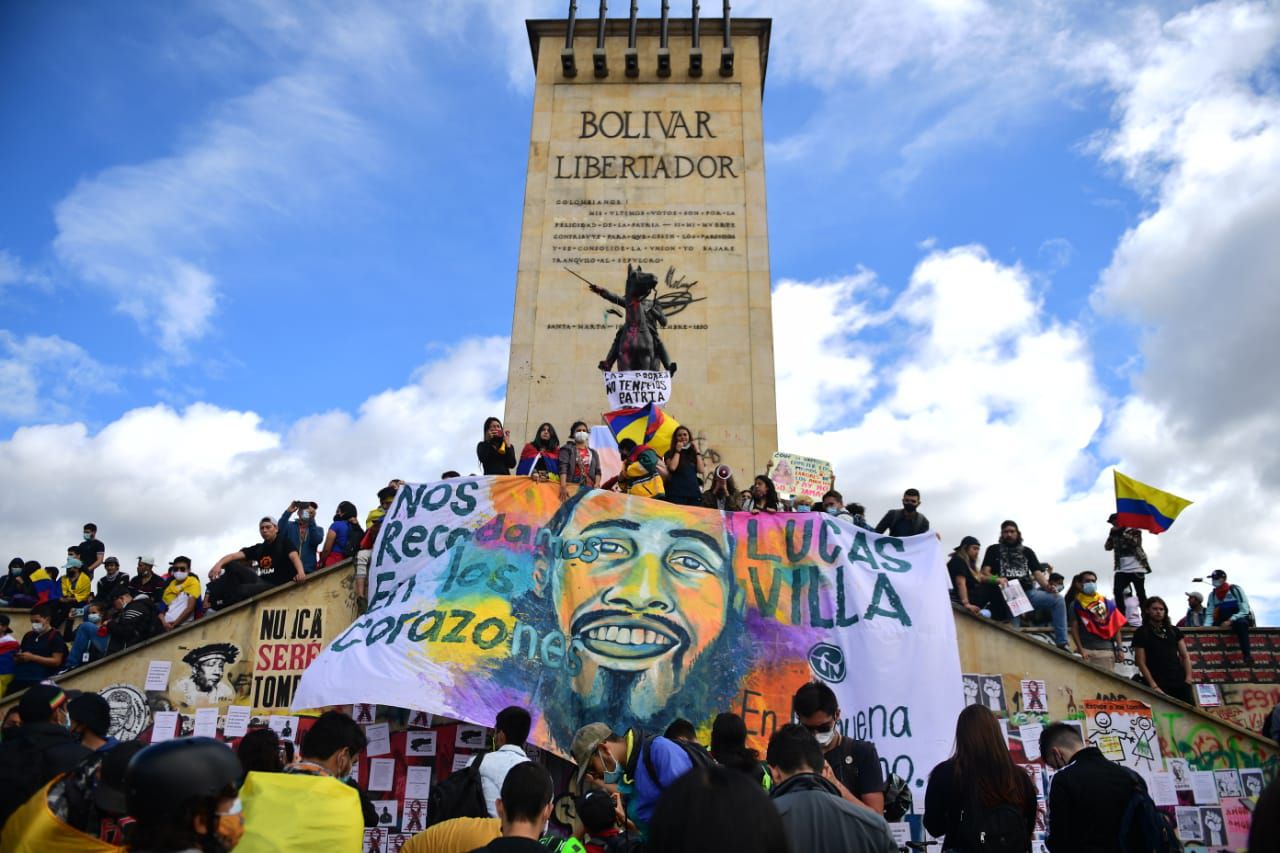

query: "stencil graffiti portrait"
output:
293 477 964 787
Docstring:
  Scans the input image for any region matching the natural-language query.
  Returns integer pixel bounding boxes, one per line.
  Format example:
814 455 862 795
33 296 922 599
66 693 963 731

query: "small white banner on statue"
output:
604 371 670 409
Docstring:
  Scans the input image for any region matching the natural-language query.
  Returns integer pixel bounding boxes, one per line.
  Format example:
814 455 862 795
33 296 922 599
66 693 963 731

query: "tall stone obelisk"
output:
505 10 776 482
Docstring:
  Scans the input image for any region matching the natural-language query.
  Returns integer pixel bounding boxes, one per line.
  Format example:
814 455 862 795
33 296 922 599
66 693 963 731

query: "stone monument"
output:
505 3 776 482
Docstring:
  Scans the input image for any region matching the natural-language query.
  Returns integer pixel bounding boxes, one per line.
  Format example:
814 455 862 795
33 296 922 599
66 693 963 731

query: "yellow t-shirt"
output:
399 817 501 853
59 573 91 604
161 575 202 606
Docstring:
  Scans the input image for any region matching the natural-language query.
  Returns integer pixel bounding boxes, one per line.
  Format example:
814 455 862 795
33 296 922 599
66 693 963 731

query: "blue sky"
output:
3 0 1279 625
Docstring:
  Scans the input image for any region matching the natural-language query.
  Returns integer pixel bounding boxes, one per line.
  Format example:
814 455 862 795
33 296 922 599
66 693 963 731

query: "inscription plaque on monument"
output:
505 17 776 481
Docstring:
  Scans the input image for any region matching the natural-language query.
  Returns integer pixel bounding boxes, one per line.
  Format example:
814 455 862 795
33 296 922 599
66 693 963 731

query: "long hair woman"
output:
663 425 706 506
1132 596 1195 704
319 501 363 568
476 416 515 475
750 475 780 513
923 704 1037 851
520 422 560 481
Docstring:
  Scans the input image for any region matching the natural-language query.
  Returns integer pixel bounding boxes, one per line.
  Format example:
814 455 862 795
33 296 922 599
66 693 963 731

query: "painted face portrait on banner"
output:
529 490 747 744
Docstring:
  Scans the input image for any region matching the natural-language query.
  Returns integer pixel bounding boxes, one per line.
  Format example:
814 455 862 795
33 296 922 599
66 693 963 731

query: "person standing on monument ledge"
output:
478 416 516 475
558 420 601 501
874 488 930 537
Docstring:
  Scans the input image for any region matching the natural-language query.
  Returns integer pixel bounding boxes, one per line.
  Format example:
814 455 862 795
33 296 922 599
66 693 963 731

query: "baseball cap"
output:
104 556 119 566
1186 591 1204 603
1210 569 1227 579
570 723 612 793
137 555 155 566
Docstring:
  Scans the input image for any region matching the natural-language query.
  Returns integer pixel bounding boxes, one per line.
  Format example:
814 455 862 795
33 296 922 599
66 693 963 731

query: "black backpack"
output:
1119 778 1182 852
592 832 644 853
640 735 715 783
341 520 365 559
426 751 488 826
959 792 1029 853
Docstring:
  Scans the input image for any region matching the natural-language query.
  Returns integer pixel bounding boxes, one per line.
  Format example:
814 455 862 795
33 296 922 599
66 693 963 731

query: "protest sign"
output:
293 477 964 792
604 371 671 409
1003 583 1034 617
1083 699 1161 772
768 452 834 501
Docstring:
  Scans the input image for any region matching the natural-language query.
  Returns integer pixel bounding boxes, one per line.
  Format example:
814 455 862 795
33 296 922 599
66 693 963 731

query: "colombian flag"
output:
515 445 560 478
1113 470 1192 534
602 403 681 457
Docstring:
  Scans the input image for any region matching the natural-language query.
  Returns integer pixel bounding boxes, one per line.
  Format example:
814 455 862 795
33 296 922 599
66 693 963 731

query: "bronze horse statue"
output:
589 265 677 374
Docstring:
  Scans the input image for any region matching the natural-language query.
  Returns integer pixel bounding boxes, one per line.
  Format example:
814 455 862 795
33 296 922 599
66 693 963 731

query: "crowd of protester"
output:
0 414 1272 850
2 679 1275 851
0 414 1265 701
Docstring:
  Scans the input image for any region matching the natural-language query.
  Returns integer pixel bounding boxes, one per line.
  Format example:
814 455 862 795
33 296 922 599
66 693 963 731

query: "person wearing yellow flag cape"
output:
236 770 363 851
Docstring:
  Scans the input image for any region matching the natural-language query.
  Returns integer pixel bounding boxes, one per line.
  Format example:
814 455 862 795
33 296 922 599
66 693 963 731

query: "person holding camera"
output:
279 500 324 575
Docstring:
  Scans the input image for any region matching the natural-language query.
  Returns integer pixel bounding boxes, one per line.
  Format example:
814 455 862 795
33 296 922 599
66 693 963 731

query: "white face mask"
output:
574 431 589 444
172 570 189 581
814 728 836 747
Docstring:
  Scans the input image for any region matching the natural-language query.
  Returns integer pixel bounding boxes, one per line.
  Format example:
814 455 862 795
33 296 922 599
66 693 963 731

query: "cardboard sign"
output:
767 452 834 500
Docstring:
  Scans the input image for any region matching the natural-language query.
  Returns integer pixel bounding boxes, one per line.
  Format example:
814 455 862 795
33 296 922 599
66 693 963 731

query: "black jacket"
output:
107 595 159 652
771 772 896 853
477 440 516 475
0 722 93 825
1045 747 1147 853
95 570 131 603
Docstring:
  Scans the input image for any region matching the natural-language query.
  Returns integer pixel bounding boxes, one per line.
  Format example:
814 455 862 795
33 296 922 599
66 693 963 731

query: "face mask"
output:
601 750 622 785
83 533 92 541
814 728 836 747
825 506 838 515
172 570 189 581
88 612 102 624
1214 577 1227 588
32 622 48 635
214 799 245 849
574 431 589 444
61 712 72 731
10 566 20 576
64 557 82 570
1082 582 1098 595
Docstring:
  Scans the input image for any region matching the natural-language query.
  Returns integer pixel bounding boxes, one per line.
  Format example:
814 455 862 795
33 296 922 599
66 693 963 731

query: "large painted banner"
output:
293 477 963 790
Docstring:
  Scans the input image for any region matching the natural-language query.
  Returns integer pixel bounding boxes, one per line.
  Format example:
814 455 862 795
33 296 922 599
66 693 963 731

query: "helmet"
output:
126 737 243 822
882 772 913 822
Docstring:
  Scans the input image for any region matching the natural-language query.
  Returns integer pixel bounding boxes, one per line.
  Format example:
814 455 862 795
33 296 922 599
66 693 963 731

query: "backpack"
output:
640 735 715 783
340 520 365 559
1119 778 1182 852
958 791 1029 853
425 751 488 826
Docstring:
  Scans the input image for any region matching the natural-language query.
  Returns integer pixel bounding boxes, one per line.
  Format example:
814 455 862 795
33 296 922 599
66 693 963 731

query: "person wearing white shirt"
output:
470 706 533 818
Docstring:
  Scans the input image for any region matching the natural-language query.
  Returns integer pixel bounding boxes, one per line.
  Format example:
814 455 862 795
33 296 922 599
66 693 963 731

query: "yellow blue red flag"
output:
1113 470 1192 534
602 403 681 457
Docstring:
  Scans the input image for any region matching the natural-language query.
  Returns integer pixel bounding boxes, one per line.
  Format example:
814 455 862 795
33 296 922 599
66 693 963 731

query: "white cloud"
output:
0 336 508 582
0 332 118 422
777 245 1105 545
0 250 49 292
